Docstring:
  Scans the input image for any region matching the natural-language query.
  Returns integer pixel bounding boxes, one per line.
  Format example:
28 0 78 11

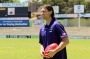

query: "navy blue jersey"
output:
39 19 68 59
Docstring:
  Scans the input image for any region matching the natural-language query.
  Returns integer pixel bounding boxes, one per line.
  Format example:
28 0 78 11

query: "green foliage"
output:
0 0 20 3
73 0 85 5
13 0 20 3
0 0 13 3
41 0 90 13
41 0 53 5
85 2 90 13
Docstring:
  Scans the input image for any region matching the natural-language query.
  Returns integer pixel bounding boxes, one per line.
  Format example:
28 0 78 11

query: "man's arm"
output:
40 45 44 57
46 36 69 58
55 36 69 53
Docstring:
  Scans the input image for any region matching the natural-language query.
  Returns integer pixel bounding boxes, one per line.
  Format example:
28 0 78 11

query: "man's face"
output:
40 7 52 20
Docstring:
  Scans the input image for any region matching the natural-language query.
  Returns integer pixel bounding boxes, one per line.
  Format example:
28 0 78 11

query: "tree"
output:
1 0 13 3
41 0 53 5
85 2 90 13
0 0 20 3
0 0 2 3
63 0 68 2
34 0 89 13
74 0 85 5
13 0 20 3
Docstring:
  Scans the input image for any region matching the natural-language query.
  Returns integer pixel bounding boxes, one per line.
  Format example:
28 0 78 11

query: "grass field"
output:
0 38 90 59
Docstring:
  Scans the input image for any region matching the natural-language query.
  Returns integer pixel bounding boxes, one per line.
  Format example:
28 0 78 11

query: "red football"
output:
43 43 58 55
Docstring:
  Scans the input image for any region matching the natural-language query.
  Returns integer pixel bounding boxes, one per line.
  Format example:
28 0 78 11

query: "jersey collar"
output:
45 18 55 28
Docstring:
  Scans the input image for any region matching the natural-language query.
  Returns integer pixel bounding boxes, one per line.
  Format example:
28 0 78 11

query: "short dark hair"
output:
42 4 55 19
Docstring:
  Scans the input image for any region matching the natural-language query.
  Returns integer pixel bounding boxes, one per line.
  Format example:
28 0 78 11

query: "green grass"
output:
67 40 90 59
0 38 40 59
0 38 90 59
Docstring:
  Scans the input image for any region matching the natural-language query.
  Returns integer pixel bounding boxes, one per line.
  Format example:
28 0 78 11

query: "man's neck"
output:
45 17 52 25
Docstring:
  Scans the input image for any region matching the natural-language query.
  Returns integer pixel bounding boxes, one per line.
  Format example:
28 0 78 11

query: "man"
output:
39 4 69 59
